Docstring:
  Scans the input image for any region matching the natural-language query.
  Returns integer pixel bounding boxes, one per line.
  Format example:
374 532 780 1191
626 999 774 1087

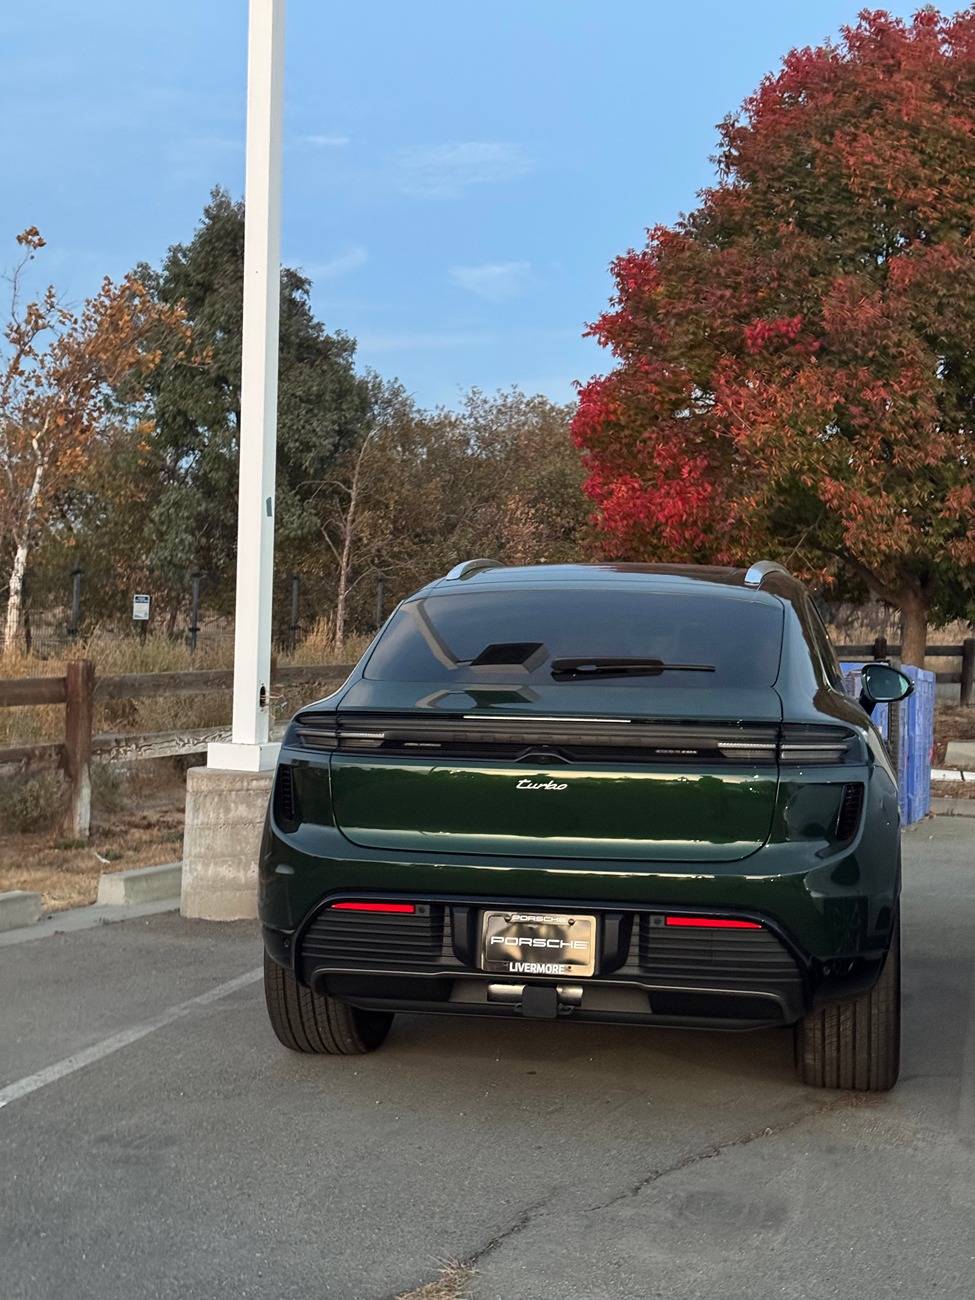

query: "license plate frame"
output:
479 909 597 978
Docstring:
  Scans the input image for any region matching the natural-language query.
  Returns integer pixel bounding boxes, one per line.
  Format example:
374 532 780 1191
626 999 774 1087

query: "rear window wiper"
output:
550 657 716 679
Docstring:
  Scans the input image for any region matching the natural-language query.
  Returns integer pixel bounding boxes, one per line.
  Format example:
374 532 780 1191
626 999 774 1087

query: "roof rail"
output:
443 558 505 581
743 559 792 588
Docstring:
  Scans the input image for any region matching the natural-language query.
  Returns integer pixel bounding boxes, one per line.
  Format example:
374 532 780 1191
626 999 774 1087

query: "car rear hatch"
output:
325 680 783 863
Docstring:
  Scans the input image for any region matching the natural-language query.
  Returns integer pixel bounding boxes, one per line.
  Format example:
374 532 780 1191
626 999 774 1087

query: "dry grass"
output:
931 780 975 800
396 1263 474 1300
826 604 970 648
0 763 187 911
287 616 370 666
0 627 369 749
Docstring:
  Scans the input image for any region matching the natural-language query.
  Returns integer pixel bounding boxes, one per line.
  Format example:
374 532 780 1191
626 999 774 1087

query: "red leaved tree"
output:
573 8 975 663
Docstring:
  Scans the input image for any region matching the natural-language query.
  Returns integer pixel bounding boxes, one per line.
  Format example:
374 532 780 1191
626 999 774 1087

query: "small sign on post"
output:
132 594 151 622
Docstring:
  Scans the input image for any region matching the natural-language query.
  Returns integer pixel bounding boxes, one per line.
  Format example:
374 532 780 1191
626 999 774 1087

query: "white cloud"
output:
397 142 533 199
449 260 532 301
300 245 369 280
296 133 351 148
357 330 494 353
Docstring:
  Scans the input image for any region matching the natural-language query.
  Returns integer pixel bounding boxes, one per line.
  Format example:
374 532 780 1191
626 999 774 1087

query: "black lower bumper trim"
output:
263 924 294 971
315 970 802 1028
812 953 887 1006
328 992 785 1033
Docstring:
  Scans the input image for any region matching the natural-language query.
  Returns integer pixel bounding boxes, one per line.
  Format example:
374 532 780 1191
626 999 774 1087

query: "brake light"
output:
778 725 862 764
286 714 385 752
330 901 416 914
665 915 761 930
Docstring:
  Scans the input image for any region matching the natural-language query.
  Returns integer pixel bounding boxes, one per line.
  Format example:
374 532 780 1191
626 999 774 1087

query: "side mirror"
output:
859 662 914 715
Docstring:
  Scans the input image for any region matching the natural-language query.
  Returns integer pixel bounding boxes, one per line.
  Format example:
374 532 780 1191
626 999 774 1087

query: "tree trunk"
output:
3 535 30 652
332 435 371 652
334 527 351 651
899 595 928 668
2 461 44 654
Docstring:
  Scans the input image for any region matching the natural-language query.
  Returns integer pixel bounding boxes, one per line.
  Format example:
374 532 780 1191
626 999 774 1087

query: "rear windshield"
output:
364 589 783 687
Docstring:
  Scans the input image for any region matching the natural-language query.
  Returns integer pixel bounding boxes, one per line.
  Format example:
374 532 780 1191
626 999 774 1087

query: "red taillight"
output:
665 915 761 930
330 900 416 914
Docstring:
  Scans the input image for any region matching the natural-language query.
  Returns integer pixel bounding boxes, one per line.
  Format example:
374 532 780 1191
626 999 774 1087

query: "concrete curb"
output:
945 740 975 770
96 863 182 906
932 767 971 783
0 890 43 934
931 797 975 819
0 898 180 949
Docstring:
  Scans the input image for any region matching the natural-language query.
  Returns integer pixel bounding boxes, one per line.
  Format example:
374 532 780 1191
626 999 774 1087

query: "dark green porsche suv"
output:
260 560 913 1090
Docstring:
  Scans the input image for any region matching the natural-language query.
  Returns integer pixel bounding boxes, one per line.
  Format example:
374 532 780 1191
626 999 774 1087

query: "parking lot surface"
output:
1 816 973 1300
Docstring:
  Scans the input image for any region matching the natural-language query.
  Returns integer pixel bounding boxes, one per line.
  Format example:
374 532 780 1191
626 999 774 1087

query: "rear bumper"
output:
262 885 889 1030
260 815 899 986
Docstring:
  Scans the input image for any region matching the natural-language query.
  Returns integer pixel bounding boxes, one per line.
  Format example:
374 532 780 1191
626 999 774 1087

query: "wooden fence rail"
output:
836 637 975 705
0 661 353 838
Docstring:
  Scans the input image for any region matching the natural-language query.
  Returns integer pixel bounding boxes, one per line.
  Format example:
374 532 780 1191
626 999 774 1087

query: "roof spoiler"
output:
744 560 792 588
443 558 505 581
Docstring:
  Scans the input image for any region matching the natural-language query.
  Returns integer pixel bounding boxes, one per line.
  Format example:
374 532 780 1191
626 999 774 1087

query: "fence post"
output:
961 637 975 707
375 573 385 628
289 575 300 652
872 634 888 662
68 567 83 639
62 659 95 840
189 571 201 653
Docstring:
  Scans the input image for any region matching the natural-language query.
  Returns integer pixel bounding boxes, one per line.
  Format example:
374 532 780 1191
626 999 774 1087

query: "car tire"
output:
795 914 900 1091
263 952 393 1054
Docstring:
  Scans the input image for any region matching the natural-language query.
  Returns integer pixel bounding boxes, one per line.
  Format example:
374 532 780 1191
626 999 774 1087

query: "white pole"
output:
208 0 285 774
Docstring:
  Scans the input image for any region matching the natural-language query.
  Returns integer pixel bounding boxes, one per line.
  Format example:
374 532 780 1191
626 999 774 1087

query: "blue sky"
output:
1 0 917 410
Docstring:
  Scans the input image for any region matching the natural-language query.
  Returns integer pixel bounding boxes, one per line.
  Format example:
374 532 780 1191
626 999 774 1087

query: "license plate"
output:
480 910 597 978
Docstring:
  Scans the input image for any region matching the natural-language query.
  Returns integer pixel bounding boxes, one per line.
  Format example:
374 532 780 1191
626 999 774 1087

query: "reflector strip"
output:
665 915 762 930
331 901 416 914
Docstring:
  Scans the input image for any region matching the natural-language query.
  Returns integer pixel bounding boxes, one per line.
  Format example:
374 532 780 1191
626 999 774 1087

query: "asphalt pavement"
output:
1 816 973 1300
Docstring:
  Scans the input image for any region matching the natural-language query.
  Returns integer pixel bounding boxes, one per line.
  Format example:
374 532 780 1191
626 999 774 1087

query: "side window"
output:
807 600 845 690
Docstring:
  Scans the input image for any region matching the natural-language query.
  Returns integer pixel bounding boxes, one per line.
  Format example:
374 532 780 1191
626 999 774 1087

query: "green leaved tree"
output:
66 189 374 624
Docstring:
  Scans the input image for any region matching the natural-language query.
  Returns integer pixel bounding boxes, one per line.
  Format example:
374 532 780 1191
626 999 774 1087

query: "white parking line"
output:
0 967 262 1113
